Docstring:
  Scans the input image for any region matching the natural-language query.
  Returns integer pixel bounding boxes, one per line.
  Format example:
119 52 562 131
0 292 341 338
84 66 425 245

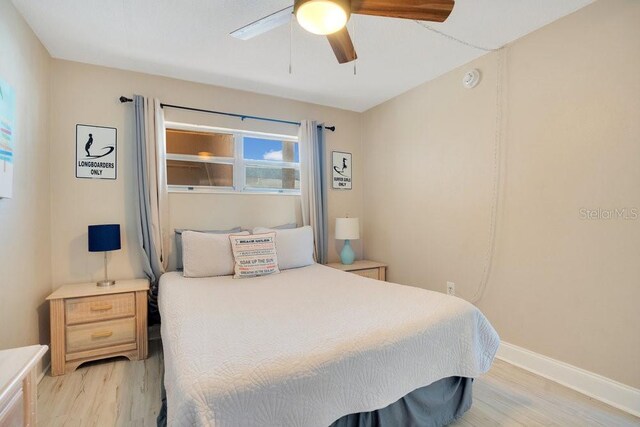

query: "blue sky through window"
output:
244 137 299 162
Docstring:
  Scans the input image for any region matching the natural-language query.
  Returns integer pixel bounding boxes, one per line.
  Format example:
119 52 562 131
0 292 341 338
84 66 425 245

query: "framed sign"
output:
0 78 16 198
76 124 117 180
332 151 352 190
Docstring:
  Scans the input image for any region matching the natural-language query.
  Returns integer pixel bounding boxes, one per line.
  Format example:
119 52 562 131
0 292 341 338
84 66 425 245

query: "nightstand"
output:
326 260 387 281
46 279 149 376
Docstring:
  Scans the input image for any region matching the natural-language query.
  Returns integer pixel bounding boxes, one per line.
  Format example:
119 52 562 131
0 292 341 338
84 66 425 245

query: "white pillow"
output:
174 227 242 270
252 226 315 270
182 230 249 278
229 232 280 279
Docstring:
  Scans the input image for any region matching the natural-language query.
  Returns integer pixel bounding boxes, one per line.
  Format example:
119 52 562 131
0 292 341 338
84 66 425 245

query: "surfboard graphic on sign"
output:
76 124 117 180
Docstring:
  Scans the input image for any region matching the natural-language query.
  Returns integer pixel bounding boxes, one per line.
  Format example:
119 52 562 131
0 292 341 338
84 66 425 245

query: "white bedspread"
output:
159 264 499 427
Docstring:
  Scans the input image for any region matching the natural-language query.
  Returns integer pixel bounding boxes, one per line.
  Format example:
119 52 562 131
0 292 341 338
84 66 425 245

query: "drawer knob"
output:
90 303 113 311
91 330 113 339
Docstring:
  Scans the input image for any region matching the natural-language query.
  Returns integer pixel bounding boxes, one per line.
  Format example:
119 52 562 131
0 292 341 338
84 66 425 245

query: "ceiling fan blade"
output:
230 6 293 40
327 27 358 64
351 0 454 22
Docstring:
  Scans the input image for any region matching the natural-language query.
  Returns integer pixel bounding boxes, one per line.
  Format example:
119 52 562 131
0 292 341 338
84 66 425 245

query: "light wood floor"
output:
38 339 639 427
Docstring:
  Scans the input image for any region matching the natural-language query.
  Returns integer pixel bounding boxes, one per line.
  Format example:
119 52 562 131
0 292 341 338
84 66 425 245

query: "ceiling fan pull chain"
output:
353 18 357 76
289 18 293 74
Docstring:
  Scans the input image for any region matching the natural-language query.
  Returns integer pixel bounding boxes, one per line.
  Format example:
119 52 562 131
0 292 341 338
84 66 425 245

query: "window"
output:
165 123 300 194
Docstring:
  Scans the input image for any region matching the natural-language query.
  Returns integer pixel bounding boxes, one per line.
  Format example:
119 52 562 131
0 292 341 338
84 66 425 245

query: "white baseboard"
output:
37 362 51 384
496 341 640 418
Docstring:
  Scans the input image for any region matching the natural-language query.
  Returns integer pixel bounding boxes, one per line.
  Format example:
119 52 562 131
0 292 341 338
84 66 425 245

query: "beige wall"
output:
362 0 640 388
49 60 363 285
0 0 52 362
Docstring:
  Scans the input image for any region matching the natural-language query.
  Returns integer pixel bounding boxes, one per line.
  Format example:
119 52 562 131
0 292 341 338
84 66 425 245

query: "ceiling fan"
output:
230 0 455 64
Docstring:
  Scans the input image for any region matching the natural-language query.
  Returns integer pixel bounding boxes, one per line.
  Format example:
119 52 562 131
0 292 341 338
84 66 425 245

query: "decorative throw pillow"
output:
229 233 280 279
175 227 241 270
252 226 315 270
182 231 249 278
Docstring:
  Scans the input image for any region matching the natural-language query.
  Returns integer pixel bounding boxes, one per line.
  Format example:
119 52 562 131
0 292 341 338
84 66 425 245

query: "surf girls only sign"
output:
332 151 352 190
76 124 117 180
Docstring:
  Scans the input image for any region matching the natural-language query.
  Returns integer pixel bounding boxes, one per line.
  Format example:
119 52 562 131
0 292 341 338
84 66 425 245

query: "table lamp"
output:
88 224 121 287
335 217 359 265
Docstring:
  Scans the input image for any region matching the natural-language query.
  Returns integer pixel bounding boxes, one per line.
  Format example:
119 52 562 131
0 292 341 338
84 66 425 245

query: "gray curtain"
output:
299 121 328 264
133 95 169 317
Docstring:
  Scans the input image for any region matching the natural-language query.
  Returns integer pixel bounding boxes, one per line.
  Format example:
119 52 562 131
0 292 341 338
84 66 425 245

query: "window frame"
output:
164 121 301 195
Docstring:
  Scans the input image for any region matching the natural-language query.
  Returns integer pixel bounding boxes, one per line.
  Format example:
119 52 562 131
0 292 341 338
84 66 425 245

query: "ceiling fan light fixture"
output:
294 0 351 35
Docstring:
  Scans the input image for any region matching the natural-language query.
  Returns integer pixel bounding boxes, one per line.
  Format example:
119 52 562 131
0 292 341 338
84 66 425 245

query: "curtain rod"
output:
119 97 336 132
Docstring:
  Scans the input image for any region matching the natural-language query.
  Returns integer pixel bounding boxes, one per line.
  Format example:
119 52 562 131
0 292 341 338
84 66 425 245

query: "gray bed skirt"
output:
157 376 472 426
330 377 472 427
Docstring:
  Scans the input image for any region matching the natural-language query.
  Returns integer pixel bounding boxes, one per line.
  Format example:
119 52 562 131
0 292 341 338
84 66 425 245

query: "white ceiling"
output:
12 0 593 112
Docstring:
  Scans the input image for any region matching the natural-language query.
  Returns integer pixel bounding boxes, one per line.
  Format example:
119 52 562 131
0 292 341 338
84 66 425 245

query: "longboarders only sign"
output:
76 124 117 180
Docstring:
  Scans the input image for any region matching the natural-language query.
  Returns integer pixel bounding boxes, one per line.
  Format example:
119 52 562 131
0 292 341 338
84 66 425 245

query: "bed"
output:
158 264 499 426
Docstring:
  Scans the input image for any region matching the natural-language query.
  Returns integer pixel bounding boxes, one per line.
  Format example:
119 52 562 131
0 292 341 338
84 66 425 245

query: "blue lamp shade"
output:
88 224 121 252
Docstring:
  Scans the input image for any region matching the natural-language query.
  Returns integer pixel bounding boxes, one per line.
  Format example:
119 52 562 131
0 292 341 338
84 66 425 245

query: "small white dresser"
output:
0 345 48 426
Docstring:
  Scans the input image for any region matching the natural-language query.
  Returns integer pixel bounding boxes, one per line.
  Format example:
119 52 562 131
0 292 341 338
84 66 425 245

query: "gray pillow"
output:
273 223 298 230
175 227 242 270
241 223 298 233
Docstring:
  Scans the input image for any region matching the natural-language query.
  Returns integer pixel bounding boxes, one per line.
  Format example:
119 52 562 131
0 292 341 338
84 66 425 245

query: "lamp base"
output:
340 240 356 265
96 280 116 287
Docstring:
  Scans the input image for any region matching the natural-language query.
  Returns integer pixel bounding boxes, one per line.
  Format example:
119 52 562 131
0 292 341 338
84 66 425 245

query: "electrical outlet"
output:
446 282 456 296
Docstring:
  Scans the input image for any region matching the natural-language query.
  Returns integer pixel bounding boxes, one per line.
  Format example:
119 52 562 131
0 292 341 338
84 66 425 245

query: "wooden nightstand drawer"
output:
352 268 381 280
65 293 135 325
66 317 136 354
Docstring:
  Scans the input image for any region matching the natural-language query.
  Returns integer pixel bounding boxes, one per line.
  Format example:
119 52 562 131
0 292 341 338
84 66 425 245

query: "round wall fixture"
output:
462 69 481 89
